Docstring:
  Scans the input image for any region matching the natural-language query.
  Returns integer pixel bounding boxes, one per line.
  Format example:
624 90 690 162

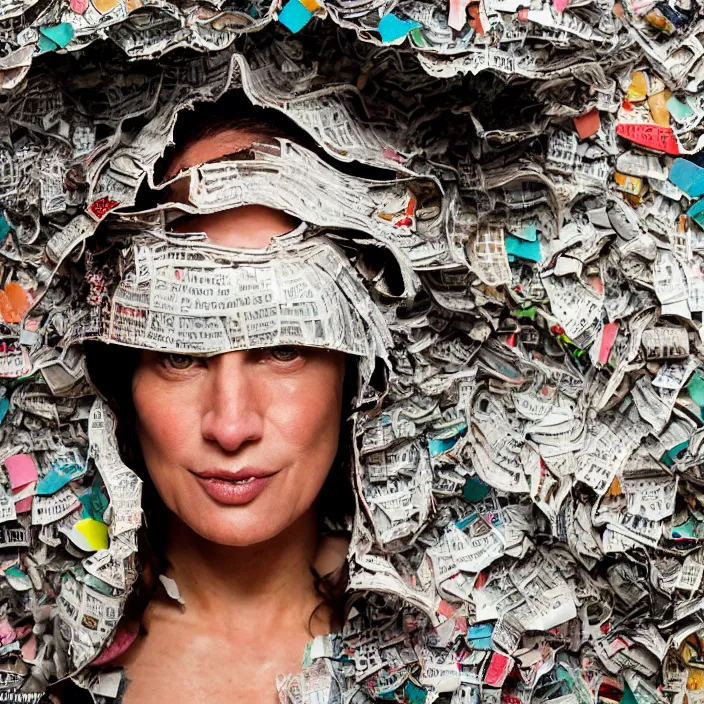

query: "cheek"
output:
268 364 344 470
132 370 196 470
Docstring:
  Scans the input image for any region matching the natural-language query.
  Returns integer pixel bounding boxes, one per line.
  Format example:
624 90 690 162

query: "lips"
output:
191 467 276 506
194 467 275 481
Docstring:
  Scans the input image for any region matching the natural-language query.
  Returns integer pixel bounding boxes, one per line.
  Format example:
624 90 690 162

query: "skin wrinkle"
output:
113 127 350 704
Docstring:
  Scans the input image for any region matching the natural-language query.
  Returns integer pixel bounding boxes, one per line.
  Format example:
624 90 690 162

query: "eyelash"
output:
159 347 303 370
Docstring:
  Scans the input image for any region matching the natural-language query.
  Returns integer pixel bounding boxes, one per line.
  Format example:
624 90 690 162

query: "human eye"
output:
159 353 201 371
266 346 303 363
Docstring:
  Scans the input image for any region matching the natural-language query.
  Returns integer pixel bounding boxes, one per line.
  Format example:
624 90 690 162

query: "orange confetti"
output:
648 90 671 127
608 476 621 497
0 283 31 324
468 3 484 34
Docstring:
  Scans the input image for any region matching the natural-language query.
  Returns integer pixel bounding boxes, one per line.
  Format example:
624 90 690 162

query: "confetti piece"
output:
278 0 314 33
616 123 680 154
37 23 75 52
574 109 600 140
377 13 421 43
670 159 704 198
3 455 37 490
75 518 109 551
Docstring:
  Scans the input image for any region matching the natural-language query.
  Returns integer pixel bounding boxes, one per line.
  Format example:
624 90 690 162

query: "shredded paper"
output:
0 0 704 703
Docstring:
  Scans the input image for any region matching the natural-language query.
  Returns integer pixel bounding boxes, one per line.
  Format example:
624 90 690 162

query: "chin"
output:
186 511 289 547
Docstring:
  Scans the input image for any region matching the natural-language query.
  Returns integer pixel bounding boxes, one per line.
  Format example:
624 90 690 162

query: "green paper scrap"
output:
403 681 427 704
688 372 704 406
38 23 75 52
688 197 704 227
301 641 313 669
661 440 690 466
672 515 697 540
621 683 638 704
514 306 537 319
90 479 109 520
0 213 9 245
666 95 695 121
408 26 428 47
278 0 313 33
505 234 541 262
377 13 420 43
463 476 490 502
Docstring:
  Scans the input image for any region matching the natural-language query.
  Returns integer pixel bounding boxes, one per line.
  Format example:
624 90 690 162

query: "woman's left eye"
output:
161 353 199 370
267 346 302 363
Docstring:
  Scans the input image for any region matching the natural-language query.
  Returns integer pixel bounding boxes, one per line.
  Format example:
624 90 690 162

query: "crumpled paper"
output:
0 2 703 704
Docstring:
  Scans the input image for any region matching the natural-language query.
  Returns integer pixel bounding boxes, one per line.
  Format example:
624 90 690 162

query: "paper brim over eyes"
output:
80 235 390 360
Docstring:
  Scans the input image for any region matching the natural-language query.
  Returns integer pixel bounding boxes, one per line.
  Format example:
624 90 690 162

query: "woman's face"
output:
131 128 346 546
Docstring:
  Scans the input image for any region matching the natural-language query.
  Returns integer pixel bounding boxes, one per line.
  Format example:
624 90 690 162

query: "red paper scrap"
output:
89 197 120 220
574 110 601 140
485 652 514 687
14 496 32 513
437 600 456 618
615 123 680 155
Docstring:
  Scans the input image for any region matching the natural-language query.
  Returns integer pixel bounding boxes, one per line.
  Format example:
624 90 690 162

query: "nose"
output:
200 352 264 452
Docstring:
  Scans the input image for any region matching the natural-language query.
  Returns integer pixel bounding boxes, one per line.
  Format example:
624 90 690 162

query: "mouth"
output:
191 468 276 505
194 467 275 481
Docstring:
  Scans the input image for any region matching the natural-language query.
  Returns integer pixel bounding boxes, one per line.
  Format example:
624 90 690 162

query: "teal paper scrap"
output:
514 223 537 241
670 158 704 198
38 23 75 52
377 13 420 42
467 623 494 649
687 197 704 226
688 372 704 406
463 476 490 502
403 681 427 704
278 0 313 33
0 213 9 245
505 234 541 261
36 462 84 496
666 95 695 122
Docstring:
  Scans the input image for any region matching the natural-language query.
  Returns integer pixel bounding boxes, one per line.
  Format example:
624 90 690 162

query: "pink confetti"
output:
14 496 32 513
599 321 620 365
3 454 37 489
91 623 139 665
0 617 16 646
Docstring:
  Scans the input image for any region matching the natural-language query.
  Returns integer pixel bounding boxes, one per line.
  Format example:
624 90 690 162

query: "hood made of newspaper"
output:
3 4 704 704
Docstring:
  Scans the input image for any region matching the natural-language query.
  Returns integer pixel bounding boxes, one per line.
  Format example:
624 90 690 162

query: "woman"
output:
72 98 384 703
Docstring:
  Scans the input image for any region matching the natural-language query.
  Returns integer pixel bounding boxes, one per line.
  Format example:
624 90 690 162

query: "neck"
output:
161 506 325 629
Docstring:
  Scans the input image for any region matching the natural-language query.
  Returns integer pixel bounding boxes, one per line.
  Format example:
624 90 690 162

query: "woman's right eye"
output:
160 353 200 370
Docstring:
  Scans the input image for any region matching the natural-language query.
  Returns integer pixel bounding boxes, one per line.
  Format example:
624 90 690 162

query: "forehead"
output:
165 128 264 180
164 127 297 249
